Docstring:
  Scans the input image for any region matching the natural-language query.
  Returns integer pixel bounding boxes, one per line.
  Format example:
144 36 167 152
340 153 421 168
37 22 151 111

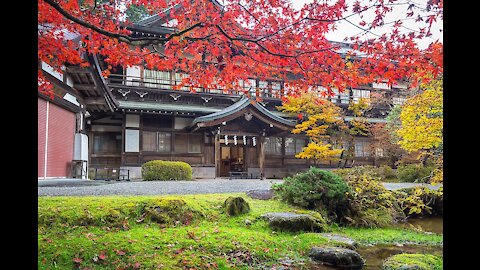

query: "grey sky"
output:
290 0 443 49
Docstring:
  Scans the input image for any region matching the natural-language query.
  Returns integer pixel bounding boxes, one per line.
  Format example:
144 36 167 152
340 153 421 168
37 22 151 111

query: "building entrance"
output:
219 146 245 177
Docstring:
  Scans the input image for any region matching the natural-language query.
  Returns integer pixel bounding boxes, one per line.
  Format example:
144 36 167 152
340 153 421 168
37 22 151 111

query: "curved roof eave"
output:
190 97 296 129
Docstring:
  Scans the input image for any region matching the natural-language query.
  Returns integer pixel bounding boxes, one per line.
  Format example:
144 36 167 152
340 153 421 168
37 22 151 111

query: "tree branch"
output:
43 0 204 46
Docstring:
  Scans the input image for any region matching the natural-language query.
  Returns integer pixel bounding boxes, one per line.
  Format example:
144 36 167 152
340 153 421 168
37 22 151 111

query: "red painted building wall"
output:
38 97 76 178
38 98 47 178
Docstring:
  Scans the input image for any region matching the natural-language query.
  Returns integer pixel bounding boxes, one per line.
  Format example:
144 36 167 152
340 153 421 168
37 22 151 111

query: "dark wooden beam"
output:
74 84 97 91
214 133 220 178
85 97 107 105
259 136 265 180
66 66 92 74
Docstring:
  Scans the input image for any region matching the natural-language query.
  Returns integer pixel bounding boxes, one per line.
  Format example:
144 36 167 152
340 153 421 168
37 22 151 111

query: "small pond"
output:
308 216 443 269
401 216 443 234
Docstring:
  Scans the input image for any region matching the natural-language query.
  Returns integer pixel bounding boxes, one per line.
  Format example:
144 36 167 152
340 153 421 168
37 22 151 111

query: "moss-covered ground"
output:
382 253 443 270
38 193 442 269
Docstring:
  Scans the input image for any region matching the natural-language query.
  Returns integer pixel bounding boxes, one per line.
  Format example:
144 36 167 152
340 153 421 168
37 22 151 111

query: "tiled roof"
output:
191 97 296 127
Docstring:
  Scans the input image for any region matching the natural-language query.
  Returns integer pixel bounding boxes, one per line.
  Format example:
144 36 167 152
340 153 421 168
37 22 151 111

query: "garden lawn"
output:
38 193 442 269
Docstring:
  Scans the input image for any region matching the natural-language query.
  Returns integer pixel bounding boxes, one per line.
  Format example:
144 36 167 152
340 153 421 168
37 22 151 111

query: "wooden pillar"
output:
214 133 220 178
259 136 265 180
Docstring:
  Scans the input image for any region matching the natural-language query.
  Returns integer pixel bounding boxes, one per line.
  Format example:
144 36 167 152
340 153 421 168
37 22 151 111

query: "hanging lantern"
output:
234 135 237 145
252 136 256 146
224 135 229 145
243 135 247 145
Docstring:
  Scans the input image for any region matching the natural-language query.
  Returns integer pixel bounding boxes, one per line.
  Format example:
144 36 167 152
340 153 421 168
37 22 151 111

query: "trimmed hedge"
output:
142 160 193 181
396 164 434 183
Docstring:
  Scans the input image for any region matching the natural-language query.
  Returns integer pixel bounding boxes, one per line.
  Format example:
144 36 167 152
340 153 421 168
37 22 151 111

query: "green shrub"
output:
394 187 443 217
272 167 350 221
382 254 443 270
377 165 397 181
396 164 434 183
142 160 193 181
341 172 404 228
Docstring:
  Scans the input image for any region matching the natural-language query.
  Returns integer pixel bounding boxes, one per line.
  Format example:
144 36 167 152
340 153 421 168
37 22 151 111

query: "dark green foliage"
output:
382 254 443 270
396 164 434 183
272 167 350 221
393 187 443 217
142 160 193 181
224 197 250 216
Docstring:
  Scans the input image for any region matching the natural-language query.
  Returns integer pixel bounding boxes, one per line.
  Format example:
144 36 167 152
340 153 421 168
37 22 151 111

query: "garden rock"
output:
309 246 365 269
260 212 325 232
224 197 250 216
320 233 358 250
246 189 274 200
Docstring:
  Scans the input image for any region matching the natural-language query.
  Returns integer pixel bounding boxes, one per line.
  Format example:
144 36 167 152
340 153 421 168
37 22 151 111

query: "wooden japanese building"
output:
41 8 411 179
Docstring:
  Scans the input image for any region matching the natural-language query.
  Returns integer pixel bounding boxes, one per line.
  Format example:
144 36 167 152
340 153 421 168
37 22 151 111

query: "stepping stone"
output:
320 233 358 249
260 212 325 232
246 189 274 200
309 246 365 270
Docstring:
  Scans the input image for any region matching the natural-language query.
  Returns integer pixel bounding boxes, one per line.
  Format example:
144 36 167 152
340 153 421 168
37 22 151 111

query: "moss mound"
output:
260 212 326 232
382 254 443 270
224 197 250 216
38 197 204 228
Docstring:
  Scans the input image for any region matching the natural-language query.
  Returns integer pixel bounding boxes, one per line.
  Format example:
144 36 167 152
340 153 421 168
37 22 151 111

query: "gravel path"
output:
38 179 284 196
38 179 442 197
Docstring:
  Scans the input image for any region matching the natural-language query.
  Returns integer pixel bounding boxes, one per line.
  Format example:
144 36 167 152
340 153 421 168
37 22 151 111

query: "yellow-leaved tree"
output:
277 92 346 163
396 77 443 182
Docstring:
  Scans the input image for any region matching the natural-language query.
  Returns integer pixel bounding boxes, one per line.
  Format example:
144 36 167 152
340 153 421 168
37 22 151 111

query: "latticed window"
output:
93 132 121 153
142 131 171 152
285 138 306 155
174 72 190 91
143 69 171 89
393 97 407 105
352 89 370 104
330 88 340 103
340 89 350 104
174 134 202 153
270 81 282 98
354 140 371 157
265 137 283 155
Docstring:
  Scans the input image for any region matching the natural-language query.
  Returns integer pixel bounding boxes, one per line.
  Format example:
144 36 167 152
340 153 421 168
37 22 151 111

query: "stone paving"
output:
38 178 442 197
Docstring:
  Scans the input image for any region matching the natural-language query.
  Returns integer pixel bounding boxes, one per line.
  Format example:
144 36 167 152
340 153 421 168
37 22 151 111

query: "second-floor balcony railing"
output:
107 74 286 99
106 73 405 109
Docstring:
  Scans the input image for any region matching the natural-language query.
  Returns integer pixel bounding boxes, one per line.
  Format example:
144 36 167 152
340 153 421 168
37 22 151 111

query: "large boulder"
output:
309 247 365 270
224 197 250 216
382 254 443 270
246 189 274 200
260 212 325 232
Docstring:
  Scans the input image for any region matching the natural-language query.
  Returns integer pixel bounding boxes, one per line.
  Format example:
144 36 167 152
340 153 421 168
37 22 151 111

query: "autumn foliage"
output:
39 0 443 98
277 92 345 162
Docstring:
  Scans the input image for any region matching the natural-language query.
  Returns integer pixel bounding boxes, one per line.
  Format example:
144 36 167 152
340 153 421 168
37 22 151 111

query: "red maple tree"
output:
38 0 443 98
